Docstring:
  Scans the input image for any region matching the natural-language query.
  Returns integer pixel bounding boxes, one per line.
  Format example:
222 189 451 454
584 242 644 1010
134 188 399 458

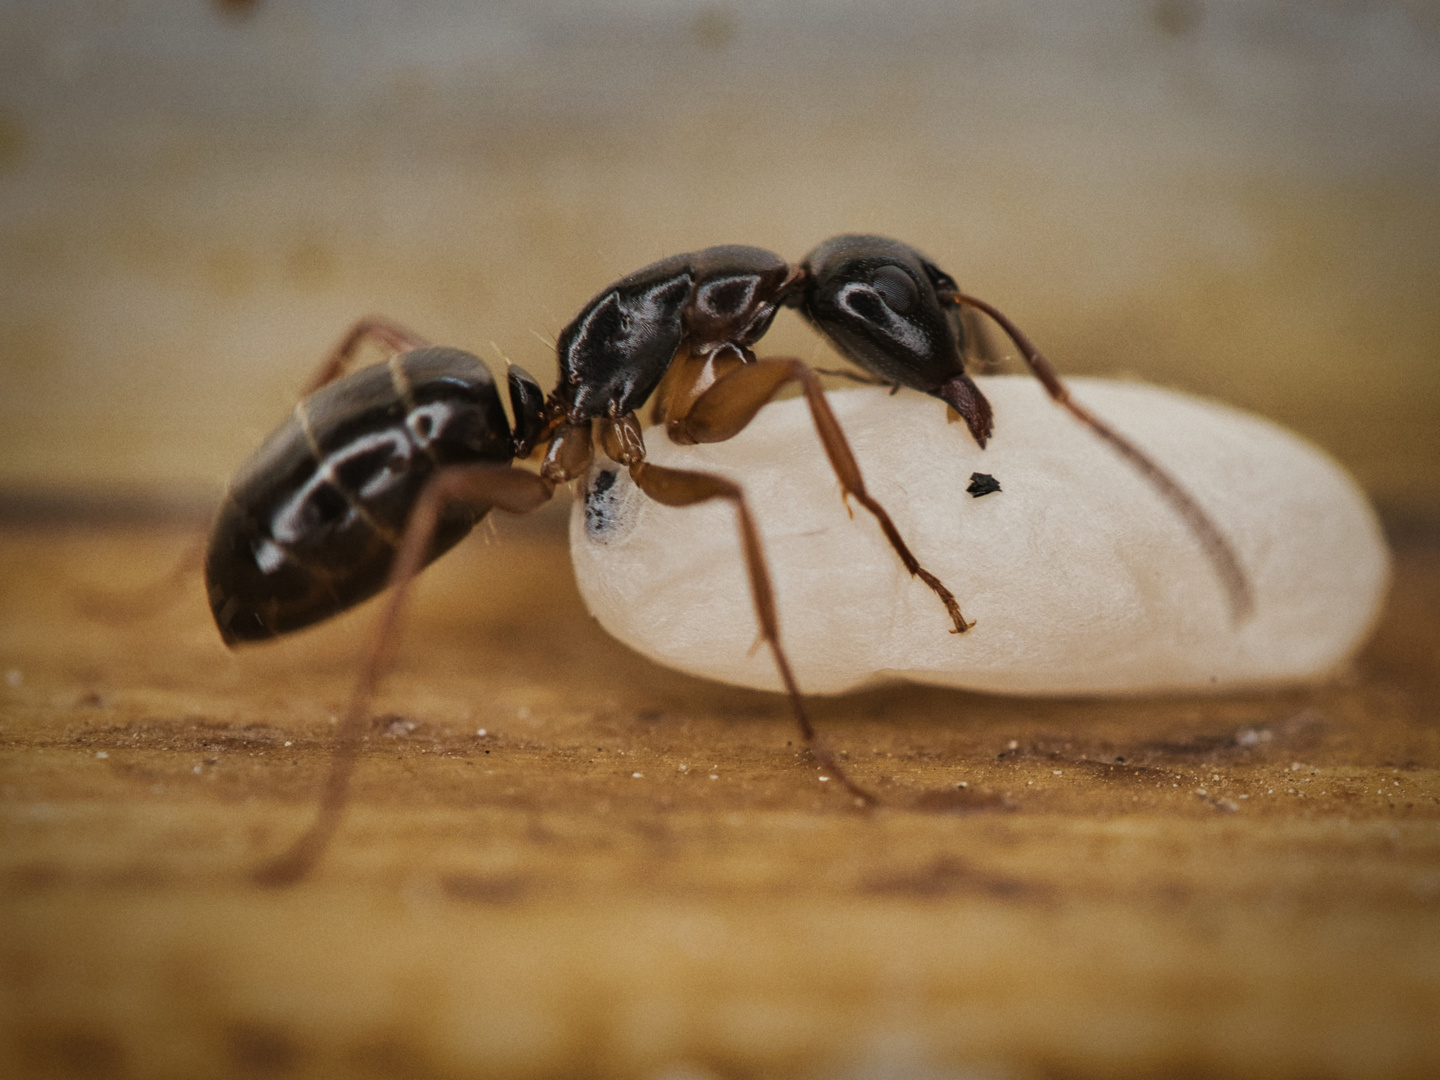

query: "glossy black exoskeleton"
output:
545 235 1005 452
799 234 996 446
206 347 543 644
216 235 1250 886
551 246 794 421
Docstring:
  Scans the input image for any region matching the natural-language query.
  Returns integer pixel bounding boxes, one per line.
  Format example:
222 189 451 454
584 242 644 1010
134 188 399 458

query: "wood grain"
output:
1 514 1437 1079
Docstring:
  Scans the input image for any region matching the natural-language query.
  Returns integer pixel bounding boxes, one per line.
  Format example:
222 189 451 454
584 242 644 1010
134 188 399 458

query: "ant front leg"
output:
622 453 877 808
668 354 974 633
952 291 1255 622
251 463 555 888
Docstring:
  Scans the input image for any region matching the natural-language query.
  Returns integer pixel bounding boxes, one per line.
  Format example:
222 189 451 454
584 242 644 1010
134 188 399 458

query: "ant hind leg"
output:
76 316 436 629
626 458 877 808
73 529 208 626
251 463 555 888
672 356 974 633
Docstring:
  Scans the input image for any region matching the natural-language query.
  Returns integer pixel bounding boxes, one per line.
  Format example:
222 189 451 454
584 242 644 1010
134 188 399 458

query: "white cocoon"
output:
568 378 1389 696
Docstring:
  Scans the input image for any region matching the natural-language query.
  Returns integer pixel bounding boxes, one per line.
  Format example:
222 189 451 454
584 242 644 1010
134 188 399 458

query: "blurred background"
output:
1 0 1437 519
3 6 1439 1078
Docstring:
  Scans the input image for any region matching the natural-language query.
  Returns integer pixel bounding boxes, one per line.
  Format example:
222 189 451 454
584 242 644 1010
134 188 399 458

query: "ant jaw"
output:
932 373 994 448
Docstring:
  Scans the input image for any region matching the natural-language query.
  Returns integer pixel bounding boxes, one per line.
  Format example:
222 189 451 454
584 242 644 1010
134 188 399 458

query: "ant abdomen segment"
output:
206 346 543 644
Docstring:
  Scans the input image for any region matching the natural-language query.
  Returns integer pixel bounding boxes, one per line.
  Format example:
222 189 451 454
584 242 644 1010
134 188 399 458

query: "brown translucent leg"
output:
540 422 596 484
628 459 877 807
74 530 208 625
251 464 555 888
79 318 435 627
648 348 697 427
675 357 973 633
952 291 1255 622
76 317 433 628
301 316 431 395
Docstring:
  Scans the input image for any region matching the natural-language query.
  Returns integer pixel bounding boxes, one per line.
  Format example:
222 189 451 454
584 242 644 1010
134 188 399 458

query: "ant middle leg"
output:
625 457 877 808
74 530 210 626
668 355 973 633
251 463 555 888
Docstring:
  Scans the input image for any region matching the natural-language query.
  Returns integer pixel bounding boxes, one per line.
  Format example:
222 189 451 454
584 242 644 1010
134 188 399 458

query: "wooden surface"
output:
1 512 1438 1079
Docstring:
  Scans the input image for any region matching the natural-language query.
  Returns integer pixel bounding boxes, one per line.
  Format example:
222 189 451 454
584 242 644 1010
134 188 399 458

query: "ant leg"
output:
78 318 434 626
251 464 555 888
74 530 209 625
672 357 973 633
952 291 1254 622
627 459 877 807
301 316 431 395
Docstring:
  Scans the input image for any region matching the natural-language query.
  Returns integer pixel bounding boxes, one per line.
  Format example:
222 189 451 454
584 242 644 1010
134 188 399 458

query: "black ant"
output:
206 234 1251 885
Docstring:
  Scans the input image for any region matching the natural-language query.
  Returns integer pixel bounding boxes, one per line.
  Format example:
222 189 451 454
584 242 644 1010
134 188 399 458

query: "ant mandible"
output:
206 234 1252 885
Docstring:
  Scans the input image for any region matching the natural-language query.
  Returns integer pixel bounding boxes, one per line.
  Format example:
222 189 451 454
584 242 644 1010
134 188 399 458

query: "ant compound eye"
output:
870 264 918 314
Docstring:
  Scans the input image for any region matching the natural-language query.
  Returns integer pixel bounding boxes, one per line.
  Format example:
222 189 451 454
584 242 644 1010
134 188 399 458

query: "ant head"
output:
800 235 967 393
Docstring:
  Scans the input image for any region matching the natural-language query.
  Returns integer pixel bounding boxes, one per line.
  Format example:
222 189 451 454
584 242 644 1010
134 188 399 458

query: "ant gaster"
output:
206 235 1252 885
